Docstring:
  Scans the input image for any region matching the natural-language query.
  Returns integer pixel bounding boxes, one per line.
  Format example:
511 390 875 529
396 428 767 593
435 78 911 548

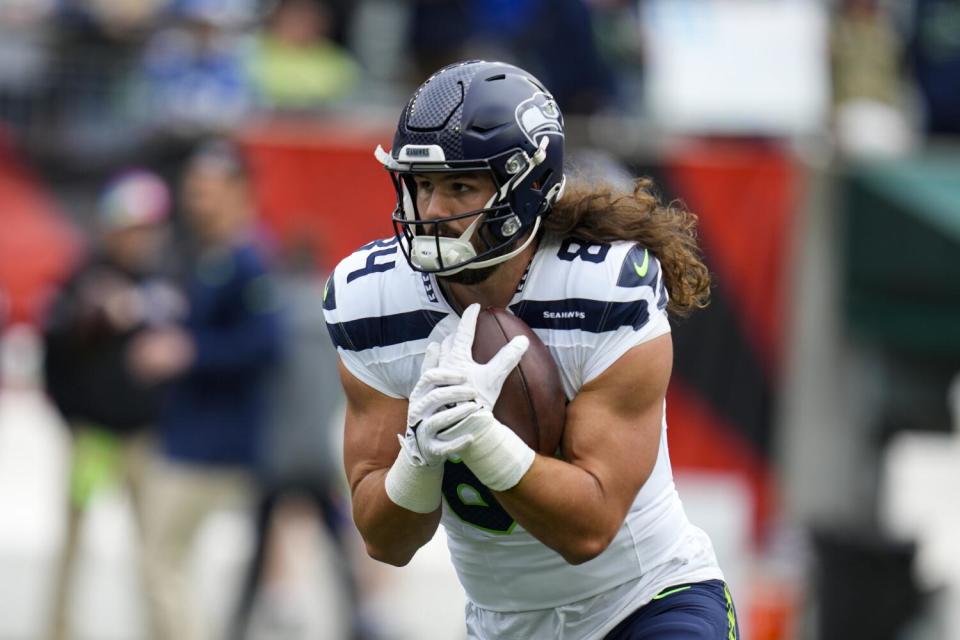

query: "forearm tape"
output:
385 453 444 514
460 415 536 492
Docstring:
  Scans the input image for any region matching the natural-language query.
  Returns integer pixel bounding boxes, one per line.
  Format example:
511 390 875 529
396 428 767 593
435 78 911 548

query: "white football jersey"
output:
324 232 723 638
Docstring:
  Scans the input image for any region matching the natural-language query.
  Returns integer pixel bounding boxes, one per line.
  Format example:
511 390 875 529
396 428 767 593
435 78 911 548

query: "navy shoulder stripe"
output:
327 310 448 352
616 245 660 288
657 277 668 311
510 298 649 333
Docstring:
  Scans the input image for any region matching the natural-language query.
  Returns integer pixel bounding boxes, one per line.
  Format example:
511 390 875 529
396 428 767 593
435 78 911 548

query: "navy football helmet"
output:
375 60 566 275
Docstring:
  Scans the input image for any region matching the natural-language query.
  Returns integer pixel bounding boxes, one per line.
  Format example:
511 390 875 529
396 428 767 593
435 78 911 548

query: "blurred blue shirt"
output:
160 241 283 466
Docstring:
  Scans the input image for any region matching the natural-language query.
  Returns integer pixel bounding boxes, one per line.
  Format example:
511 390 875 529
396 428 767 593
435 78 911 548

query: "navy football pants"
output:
604 580 739 639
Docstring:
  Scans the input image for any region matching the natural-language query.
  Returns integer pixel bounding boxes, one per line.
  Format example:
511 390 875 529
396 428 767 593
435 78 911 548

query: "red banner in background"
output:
0 130 81 326
240 120 397 272
667 140 799 376
663 139 801 542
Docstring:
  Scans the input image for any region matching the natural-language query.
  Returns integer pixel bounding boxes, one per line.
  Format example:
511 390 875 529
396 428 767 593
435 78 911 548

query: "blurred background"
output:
0 0 959 638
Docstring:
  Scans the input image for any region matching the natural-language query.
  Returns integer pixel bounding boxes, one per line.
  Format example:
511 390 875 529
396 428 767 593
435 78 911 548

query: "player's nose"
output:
420 191 453 222
419 194 463 237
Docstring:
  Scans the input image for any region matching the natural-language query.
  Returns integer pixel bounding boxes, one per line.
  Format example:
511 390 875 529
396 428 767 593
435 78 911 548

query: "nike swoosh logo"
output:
633 249 649 278
652 585 691 600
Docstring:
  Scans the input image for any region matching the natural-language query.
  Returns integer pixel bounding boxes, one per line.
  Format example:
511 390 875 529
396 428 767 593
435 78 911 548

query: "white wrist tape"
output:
385 451 444 514
459 414 536 492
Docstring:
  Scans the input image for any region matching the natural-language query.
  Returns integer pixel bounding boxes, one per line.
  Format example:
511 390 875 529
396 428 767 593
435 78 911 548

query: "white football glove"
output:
420 304 536 492
385 341 473 513
436 303 529 412
398 342 471 467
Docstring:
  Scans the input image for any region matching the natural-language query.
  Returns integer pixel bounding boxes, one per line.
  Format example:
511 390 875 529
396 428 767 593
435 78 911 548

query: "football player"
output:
324 60 738 639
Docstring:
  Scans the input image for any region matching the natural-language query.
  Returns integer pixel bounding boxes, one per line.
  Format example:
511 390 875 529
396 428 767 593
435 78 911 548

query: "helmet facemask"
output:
377 136 560 276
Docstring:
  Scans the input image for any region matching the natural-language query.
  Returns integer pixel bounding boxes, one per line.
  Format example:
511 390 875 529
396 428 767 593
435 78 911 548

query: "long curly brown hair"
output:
542 178 711 316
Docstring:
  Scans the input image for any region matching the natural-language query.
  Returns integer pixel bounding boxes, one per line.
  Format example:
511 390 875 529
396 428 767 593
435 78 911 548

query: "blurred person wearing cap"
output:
129 139 283 640
41 169 186 640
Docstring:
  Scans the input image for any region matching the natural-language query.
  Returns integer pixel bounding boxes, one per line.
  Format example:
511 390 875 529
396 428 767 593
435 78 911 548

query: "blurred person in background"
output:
465 0 617 115
231 235 376 640
40 169 184 640
908 0 960 135
140 0 255 139
0 0 55 135
129 139 282 640
63 0 168 35
407 0 616 115
830 0 914 156
247 0 361 113
44 0 168 168
406 0 472 85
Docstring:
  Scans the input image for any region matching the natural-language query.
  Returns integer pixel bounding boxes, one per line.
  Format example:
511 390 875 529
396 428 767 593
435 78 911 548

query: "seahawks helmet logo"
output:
515 92 563 147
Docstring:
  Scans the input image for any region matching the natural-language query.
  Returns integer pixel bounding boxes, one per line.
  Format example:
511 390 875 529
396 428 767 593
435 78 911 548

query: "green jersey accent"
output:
652 585 692 600
633 249 650 278
724 583 738 639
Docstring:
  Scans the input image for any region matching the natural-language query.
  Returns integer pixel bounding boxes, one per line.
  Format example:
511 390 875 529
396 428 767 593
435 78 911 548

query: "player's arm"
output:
339 361 441 566
419 303 669 564
493 333 670 564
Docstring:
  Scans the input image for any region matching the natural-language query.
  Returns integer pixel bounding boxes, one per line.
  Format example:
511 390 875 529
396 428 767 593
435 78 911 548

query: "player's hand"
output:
400 341 477 466
386 341 458 513
437 303 529 412
425 405 535 492
420 407 493 460
416 305 536 491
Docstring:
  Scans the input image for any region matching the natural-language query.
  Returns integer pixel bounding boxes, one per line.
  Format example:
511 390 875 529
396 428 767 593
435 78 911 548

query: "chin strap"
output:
408 215 542 275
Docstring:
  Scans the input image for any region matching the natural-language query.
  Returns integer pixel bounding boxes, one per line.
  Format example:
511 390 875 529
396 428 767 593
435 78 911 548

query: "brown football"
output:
471 307 566 455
